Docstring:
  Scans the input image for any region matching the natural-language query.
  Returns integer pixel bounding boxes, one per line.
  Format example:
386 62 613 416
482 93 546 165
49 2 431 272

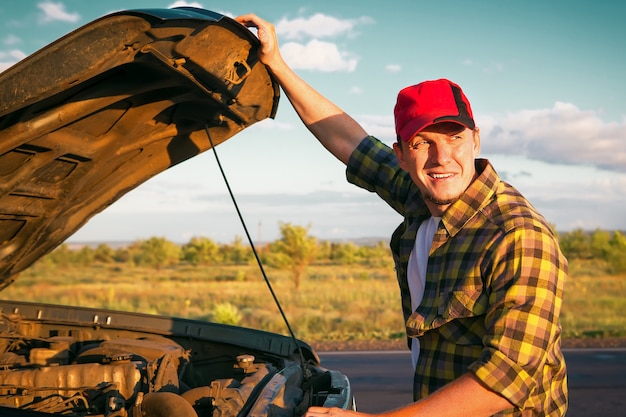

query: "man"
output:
235 14 567 417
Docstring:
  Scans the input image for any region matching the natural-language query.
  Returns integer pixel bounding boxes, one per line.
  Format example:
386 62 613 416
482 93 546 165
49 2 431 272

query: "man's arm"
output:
235 14 368 165
306 372 514 417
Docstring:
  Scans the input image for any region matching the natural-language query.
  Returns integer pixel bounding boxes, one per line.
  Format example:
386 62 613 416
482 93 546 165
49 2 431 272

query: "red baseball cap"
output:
394 79 475 142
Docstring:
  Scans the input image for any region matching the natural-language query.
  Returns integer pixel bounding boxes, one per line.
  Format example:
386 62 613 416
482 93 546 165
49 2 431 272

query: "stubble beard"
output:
422 191 461 206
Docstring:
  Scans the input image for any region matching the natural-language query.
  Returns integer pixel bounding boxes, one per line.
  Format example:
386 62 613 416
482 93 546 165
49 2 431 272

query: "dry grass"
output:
560 273 626 338
2 262 405 342
3 260 624 342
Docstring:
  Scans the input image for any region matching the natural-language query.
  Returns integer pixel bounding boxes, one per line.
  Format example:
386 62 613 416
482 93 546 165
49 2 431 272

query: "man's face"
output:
393 122 481 216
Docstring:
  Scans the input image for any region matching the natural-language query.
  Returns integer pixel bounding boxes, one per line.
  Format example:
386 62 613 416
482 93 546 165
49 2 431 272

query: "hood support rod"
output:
204 125 307 366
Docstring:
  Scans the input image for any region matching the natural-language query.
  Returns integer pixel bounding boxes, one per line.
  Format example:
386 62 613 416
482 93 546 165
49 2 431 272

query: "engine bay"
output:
0 310 337 417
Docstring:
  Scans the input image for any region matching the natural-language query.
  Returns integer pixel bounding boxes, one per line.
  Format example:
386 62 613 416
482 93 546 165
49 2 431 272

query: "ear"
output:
472 128 481 157
393 141 408 171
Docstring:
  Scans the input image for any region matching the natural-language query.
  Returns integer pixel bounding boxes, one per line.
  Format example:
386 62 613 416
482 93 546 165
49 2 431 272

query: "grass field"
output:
2 260 624 343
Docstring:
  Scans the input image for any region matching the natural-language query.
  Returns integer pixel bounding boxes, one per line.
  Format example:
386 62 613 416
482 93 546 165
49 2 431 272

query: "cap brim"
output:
399 116 474 142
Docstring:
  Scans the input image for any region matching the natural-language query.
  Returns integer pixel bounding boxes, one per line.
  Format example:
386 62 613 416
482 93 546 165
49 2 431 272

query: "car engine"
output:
0 311 324 417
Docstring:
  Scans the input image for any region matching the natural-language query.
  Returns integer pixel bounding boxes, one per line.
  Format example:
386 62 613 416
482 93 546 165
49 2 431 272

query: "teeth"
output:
431 173 452 179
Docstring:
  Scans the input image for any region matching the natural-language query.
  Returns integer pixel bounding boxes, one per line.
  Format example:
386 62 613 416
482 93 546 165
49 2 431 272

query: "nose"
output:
429 141 452 165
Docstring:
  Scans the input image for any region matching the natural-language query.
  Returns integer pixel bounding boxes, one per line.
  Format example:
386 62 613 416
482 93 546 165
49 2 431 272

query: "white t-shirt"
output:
408 216 441 370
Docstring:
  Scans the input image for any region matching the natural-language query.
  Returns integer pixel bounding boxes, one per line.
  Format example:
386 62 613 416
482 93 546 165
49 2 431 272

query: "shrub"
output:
212 302 242 326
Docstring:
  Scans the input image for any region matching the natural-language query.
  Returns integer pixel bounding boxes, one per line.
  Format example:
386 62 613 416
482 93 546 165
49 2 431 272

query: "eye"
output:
409 140 429 150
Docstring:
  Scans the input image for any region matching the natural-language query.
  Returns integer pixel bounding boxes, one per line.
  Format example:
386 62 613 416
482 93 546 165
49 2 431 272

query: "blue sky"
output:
2 1 625 243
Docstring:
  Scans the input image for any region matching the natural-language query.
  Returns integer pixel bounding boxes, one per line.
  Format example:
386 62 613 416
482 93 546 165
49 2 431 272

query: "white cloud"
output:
281 39 357 72
479 102 626 172
385 64 402 73
0 50 26 60
272 13 372 73
483 61 505 74
37 1 80 23
356 114 395 142
3 35 21 46
254 118 293 131
520 173 626 230
0 63 14 72
276 13 373 40
168 1 204 8
0 49 27 71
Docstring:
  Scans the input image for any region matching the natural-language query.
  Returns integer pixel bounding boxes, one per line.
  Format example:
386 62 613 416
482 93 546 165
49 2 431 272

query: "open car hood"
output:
0 7 279 289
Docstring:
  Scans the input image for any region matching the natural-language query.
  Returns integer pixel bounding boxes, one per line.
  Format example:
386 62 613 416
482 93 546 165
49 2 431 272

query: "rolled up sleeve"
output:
469 224 567 410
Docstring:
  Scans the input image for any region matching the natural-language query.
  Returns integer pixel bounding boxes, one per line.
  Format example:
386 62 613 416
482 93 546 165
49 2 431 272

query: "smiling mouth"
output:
429 173 454 179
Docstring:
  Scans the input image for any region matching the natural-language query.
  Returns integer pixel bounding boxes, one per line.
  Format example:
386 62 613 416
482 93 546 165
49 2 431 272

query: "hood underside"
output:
0 8 279 288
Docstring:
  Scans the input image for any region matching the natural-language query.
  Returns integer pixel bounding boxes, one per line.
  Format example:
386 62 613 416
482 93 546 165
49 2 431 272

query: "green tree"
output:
113 246 133 264
268 223 318 290
133 237 181 270
182 237 222 266
316 240 332 263
589 229 612 260
607 231 626 273
358 240 393 268
93 243 115 263
73 246 94 267
47 243 72 268
559 228 592 260
221 236 251 265
329 242 360 265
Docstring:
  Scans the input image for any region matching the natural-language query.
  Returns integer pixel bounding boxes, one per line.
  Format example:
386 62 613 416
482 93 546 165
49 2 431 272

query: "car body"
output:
0 7 353 417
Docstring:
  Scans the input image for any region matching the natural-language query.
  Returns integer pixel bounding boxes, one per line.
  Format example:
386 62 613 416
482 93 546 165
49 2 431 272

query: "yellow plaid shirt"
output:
347 136 568 416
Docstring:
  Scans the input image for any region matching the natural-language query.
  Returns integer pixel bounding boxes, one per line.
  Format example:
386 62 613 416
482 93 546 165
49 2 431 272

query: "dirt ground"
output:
311 337 626 352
